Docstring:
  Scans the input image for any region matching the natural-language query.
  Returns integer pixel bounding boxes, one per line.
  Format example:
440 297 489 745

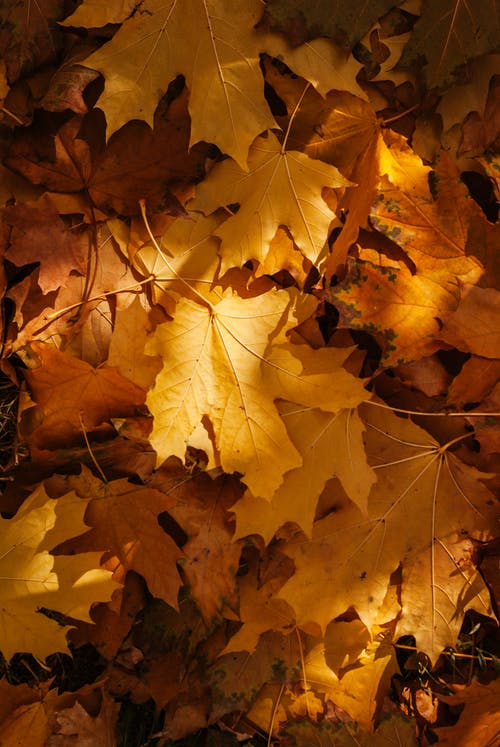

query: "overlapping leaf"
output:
81 0 277 168
191 131 351 272
0 483 117 659
277 404 496 658
145 290 301 497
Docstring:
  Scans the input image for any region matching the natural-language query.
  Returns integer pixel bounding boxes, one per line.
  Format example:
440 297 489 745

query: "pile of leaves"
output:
0 0 499 744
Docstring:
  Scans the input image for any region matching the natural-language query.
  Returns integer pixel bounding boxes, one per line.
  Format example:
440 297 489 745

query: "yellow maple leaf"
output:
304 640 396 729
123 210 223 309
0 484 118 660
264 36 367 99
276 404 496 659
233 403 375 542
81 0 276 169
191 131 351 273
145 290 302 497
106 296 162 390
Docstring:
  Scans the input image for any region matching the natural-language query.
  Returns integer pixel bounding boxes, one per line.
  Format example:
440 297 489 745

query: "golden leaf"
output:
0 484 117 660
191 131 351 273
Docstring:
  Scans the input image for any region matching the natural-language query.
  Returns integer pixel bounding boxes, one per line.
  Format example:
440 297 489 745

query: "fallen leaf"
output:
60 0 136 27
330 256 461 364
39 63 99 115
106 297 162 391
220 554 296 655
0 482 117 659
437 55 500 132
5 88 208 217
233 403 375 542
145 289 303 497
22 342 146 449
448 356 500 408
191 130 351 272
81 0 277 168
324 617 371 675
264 37 367 99
276 404 496 658
0 0 66 83
48 694 119 747
3 196 86 293
153 467 244 623
435 678 500 746
69 572 146 660
399 0 500 88
54 469 184 610
438 285 500 357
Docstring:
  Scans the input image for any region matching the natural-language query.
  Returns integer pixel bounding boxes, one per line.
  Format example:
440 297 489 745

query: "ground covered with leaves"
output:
0 0 499 745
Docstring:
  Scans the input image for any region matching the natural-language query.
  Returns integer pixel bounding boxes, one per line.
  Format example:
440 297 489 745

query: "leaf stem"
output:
382 103 420 125
281 82 310 154
439 431 474 453
363 399 500 418
394 642 495 663
139 200 214 310
42 277 155 323
267 682 284 747
79 412 107 483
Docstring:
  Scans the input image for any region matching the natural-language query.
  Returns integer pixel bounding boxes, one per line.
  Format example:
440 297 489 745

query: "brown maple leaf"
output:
3 196 86 293
22 341 146 449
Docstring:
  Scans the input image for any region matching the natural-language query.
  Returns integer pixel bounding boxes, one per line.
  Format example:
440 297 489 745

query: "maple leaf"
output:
0 483 117 660
0 680 55 745
69 572 146 660
437 55 500 132
233 403 375 543
399 0 500 88
7 222 146 362
306 640 396 729
324 617 371 675
460 76 500 155
152 463 243 623
0 0 65 83
329 256 463 364
145 290 302 497
209 629 302 722
191 131 351 272
51 695 119 747
22 342 146 450
5 115 93 194
434 676 500 746
5 87 207 217
259 68 382 271
263 65 378 170
264 37 367 100
276 405 496 659
81 0 277 169
39 62 99 115
3 196 86 293
114 209 222 310
255 226 313 287
220 553 296 655
371 146 488 272
55 469 184 610
60 0 136 27
438 284 500 357
106 297 162 391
